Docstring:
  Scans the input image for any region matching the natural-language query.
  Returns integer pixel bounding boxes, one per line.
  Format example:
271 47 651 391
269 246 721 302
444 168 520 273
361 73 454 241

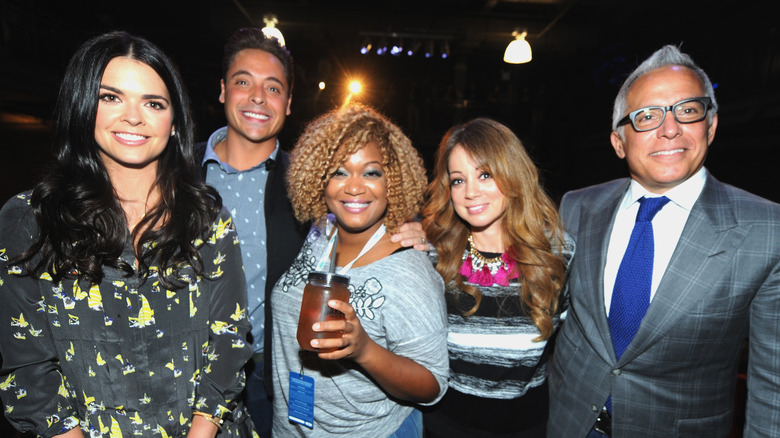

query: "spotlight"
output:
360 38 372 55
407 41 421 57
441 41 450 59
424 41 434 58
391 39 404 56
376 38 388 55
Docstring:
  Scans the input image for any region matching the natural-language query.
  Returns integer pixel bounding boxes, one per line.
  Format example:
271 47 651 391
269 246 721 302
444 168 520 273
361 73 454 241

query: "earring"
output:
170 128 176 137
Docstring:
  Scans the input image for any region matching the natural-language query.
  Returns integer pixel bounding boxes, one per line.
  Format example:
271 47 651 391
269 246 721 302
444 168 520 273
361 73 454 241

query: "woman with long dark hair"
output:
0 32 253 437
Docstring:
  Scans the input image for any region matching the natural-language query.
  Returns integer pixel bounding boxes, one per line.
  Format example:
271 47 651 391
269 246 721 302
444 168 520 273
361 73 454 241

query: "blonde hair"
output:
287 103 427 233
423 118 566 340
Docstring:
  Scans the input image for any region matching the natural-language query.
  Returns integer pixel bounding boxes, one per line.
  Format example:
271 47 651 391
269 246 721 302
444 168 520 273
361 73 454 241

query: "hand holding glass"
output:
297 272 350 353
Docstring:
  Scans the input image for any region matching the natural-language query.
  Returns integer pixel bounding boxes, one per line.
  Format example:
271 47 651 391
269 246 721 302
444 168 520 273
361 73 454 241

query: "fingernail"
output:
312 323 320 330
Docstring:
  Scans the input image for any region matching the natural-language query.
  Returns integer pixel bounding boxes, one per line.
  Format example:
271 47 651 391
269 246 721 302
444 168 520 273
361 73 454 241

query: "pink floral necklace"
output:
459 235 518 286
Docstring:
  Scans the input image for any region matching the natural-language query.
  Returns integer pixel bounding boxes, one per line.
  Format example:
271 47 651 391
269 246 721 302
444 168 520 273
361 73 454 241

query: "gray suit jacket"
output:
548 172 780 437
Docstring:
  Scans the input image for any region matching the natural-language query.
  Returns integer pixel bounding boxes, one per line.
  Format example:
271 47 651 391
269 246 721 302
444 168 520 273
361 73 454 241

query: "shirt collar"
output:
623 167 708 212
202 126 280 172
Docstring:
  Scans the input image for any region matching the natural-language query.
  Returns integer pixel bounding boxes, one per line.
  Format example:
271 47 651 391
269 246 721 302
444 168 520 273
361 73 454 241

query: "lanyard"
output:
315 222 386 275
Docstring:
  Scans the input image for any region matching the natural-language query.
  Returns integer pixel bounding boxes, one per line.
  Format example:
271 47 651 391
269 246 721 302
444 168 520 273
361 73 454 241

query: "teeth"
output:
344 202 368 208
243 112 269 120
115 133 146 141
651 149 684 156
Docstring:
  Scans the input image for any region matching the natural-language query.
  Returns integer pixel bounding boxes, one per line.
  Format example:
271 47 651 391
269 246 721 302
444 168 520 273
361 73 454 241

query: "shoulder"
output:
561 178 629 207
379 250 444 290
194 141 207 163
557 231 576 267
697 175 780 231
357 249 444 290
0 192 37 256
0 192 35 230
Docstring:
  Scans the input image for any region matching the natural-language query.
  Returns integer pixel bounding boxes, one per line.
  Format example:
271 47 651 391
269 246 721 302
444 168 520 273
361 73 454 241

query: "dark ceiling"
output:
1 0 779 204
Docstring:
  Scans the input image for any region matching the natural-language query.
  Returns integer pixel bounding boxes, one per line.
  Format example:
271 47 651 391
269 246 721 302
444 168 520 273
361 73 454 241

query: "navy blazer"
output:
548 172 780 437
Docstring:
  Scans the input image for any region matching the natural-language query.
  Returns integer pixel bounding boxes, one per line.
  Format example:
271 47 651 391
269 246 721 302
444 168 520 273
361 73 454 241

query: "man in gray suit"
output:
548 45 780 437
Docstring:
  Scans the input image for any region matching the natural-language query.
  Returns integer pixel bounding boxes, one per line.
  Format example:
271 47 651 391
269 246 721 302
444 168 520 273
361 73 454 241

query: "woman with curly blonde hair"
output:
270 104 448 437
421 118 575 437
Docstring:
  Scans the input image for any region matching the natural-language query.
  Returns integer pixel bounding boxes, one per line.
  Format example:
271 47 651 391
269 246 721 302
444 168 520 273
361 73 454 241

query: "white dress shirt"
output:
603 168 708 315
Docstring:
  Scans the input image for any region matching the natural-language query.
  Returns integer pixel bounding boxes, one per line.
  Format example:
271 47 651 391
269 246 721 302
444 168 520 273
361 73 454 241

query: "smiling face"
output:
220 48 292 149
448 144 508 238
611 65 718 194
94 57 173 175
325 142 389 238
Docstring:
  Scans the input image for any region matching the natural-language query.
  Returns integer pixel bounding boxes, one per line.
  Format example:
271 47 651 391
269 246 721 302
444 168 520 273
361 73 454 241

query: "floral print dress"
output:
0 192 255 438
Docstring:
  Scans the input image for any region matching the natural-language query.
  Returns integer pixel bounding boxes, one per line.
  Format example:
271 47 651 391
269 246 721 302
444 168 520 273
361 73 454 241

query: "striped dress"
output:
423 235 574 437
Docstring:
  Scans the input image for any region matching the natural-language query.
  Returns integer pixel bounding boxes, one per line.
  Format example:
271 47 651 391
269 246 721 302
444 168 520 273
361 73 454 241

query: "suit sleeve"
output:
745 253 780 437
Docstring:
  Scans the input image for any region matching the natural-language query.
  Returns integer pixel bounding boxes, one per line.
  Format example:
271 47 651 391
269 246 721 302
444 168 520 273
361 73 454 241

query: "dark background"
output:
0 1 775 435
1 0 778 206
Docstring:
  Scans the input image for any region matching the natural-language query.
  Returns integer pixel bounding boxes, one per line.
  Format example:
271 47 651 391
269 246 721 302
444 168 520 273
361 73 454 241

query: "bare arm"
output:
185 415 219 438
53 427 83 438
311 300 440 402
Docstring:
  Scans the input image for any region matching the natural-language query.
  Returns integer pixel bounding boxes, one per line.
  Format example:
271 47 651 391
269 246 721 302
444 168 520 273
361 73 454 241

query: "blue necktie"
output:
609 195 670 359
606 196 670 415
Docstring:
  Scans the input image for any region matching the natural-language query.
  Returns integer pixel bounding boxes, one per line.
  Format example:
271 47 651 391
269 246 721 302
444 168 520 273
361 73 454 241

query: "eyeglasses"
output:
617 97 712 132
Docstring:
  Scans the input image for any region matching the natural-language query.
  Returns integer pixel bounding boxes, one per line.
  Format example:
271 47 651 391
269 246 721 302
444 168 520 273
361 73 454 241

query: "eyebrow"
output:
229 70 286 87
99 84 171 104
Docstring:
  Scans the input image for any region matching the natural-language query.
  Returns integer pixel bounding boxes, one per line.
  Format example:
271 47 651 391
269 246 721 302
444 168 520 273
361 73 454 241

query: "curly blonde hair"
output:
423 118 566 341
287 103 427 233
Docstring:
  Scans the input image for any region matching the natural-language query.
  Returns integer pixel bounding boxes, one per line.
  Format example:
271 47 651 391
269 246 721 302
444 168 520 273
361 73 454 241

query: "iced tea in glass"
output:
296 272 350 352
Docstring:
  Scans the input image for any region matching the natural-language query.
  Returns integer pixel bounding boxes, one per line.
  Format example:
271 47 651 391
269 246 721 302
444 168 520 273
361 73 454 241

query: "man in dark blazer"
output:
548 45 780 437
194 28 306 438
196 28 428 436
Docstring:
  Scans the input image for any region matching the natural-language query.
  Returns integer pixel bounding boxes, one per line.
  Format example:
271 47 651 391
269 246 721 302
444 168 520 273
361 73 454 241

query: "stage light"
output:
360 38 372 55
261 14 285 47
376 38 388 55
424 41 434 58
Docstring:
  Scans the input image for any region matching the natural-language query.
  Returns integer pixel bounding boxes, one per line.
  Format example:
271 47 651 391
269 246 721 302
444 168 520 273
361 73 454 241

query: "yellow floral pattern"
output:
0 194 254 437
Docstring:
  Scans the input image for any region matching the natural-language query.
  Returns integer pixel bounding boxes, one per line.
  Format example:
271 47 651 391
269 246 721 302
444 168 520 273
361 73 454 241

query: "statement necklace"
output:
459 234 518 286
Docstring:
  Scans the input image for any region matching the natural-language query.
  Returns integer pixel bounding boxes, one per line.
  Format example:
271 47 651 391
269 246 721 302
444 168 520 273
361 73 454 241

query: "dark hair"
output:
16 31 221 288
221 27 294 95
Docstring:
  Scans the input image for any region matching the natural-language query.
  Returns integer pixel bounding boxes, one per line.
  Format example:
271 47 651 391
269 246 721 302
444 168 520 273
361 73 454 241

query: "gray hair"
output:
613 45 718 138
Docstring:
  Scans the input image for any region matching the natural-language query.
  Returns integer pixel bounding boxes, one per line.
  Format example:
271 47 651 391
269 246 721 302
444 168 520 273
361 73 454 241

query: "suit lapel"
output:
576 182 626 363
618 175 747 364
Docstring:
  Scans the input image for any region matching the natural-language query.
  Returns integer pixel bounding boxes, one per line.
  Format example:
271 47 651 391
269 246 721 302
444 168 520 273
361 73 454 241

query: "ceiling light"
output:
503 30 532 64
262 14 285 46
